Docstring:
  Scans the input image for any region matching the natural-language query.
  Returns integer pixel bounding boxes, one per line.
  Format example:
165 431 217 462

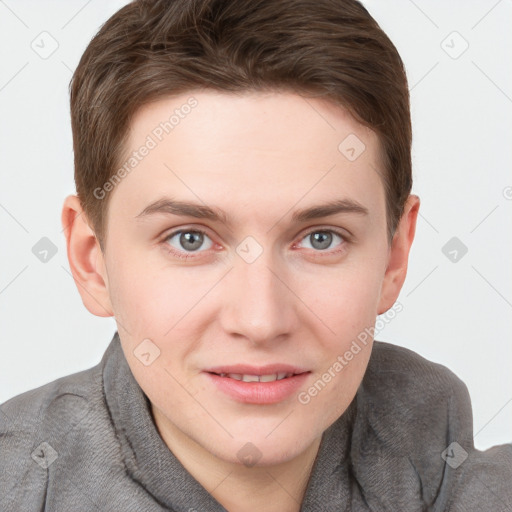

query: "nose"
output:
218 246 297 346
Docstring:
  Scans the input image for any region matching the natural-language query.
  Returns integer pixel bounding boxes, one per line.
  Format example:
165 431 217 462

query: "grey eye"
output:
300 231 343 251
166 230 213 252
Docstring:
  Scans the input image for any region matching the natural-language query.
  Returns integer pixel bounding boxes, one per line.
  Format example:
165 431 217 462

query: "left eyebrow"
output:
134 197 369 225
291 198 369 222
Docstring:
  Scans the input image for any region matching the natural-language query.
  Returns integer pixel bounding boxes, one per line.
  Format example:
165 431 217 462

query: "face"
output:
95 90 396 466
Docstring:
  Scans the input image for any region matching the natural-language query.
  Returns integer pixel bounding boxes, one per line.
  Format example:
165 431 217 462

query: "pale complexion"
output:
62 90 419 512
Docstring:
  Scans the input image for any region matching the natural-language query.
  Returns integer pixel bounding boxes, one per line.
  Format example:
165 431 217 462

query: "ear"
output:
377 194 420 315
61 194 114 317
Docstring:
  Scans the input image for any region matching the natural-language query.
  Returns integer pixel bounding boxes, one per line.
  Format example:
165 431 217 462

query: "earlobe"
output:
61 194 114 317
377 194 420 315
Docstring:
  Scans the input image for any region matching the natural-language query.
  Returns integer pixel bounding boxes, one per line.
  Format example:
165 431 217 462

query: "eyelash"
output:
161 226 350 261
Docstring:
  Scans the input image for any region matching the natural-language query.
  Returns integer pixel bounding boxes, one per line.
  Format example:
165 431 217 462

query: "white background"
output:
0 0 510 451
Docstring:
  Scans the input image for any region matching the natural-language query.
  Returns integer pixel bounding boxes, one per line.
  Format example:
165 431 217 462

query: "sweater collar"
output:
102 331 357 511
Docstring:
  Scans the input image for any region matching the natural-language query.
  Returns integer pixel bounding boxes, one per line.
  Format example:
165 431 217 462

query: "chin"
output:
202 428 313 467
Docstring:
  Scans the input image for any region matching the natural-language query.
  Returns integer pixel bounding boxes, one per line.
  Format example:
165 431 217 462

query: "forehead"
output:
129 90 377 158
109 90 385 226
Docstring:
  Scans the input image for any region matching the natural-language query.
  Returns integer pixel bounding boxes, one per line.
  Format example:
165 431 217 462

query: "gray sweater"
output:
1 332 511 511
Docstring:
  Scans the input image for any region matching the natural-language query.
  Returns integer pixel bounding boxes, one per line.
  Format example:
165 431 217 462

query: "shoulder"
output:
362 340 473 438
354 340 474 474
368 339 466 389
1 359 104 436
365 339 473 419
363 339 483 445
0 361 104 511
354 340 512 510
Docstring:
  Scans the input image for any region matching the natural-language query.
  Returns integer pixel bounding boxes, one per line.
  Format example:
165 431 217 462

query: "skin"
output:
62 90 419 512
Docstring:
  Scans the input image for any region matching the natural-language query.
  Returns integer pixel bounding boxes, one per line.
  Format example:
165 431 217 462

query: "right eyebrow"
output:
135 198 229 224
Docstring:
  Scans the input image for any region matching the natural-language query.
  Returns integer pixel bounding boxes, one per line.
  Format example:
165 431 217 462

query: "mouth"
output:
203 367 311 404
207 371 303 382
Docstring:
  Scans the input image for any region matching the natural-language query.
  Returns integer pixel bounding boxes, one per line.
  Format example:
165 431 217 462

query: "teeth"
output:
242 374 260 383
218 372 294 382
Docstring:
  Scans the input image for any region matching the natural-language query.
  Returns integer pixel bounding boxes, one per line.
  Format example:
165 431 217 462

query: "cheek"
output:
302 269 379 421
105 247 180 336
299 256 383 414
105 249 214 373
305 260 384 335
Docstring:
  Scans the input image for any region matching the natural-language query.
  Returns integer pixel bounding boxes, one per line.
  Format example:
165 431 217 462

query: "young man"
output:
1 0 511 511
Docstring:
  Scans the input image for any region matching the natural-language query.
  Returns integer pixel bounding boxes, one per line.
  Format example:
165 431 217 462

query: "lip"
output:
203 368 311 404
205 363 309 375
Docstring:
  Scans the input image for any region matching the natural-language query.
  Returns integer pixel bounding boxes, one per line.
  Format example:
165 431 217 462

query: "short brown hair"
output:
70 0 412 251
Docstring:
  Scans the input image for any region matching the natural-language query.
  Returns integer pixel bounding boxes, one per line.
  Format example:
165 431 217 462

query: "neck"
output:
151 404 323 512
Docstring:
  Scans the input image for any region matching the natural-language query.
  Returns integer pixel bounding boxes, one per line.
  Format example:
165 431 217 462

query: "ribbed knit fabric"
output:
1 331 511 511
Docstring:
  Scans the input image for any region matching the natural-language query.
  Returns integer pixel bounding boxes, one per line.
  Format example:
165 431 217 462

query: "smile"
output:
204 371 311 404
214 372 296 382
